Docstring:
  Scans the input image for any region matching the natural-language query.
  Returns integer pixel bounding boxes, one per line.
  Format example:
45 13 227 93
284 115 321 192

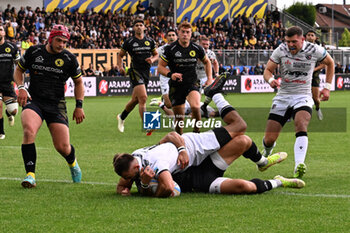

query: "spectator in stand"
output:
5 20 15 40
228 65 236 75
219 63 226 74
272 7 280 23
157 3 167 18
136 0 146 16
335 63 343 73
94 65 104 77
21 37 32 50
85 63 95 76
108 65 120 76
345 65 350 73
254 63 263 75
148 3 156 18
81 65 87 76
167 2 174 22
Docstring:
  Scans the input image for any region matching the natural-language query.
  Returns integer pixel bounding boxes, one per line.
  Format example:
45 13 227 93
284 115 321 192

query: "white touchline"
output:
0 146 50 150
0 177 115 186
274 191 350 199
1 177 350 198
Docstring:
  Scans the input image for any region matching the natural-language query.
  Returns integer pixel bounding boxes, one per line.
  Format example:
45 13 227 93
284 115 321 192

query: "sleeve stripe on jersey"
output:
160 55 168 62
72 73 82 79
17 62 26 71
269 58 279 64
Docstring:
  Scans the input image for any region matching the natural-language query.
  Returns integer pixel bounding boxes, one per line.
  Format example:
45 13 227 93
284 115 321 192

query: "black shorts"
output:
169 81 200 106
128 68 150 88
172 156 224 193
22 99 69 126
0 82 16 98
312 73 320 87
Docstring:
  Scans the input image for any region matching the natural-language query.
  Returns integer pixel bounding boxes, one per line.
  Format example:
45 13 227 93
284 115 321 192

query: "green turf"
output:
1 91 350 232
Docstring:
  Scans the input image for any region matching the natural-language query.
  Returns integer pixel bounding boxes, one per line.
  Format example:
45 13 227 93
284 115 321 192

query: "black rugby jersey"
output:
18 45 81 103
121 36 156 71
161 41 206 85
0 41 20 83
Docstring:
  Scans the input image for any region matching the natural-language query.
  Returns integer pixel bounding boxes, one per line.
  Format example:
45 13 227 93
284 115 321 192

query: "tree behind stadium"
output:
286 2 316 26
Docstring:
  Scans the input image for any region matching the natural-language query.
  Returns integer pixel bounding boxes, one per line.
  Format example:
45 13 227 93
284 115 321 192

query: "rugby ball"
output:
149 179 181 197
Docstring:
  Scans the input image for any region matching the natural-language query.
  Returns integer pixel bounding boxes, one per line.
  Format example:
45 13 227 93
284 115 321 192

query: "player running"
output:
0 24 20 139
262 26 334 178
116 19 158 133
158 21 213 134
305 29 325 120
15 25 85 188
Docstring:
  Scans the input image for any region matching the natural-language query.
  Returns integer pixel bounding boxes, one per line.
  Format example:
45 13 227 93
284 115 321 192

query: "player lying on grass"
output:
113 76 305 197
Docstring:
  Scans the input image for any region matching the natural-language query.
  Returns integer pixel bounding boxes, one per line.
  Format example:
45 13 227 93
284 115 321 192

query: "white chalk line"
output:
1 177 350 198
0 177 115 186
0 146 50 150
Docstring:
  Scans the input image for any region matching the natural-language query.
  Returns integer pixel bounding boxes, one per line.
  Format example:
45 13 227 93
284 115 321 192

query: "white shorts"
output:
270 94 314 117
182 130 221 169
160 75 170 95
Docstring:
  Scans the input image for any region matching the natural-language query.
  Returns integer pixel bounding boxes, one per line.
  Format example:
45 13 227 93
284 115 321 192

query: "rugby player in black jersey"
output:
14 25 85 188
0 24 20 139
116 19 158 133
158 21 213 134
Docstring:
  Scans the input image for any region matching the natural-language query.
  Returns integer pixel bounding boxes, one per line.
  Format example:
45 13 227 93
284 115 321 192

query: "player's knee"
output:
23 127 36 140
235 135 252 151
55 143 71 155
5 100 18 116
138 96 147 104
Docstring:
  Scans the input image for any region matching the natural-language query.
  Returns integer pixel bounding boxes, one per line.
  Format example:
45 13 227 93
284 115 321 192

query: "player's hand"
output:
204 78 213 87
171 73 183 82
121 188 131 196
269 79 280 88
177 150 189 169
73 108 85 124
17 88 31 107
319 88 330 101
145 57 153 65
140 166 155 184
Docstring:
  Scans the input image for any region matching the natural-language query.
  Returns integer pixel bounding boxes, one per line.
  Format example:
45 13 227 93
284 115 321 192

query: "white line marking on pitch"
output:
274 191 350 198
1 177 350 198
0 146 50 150
0 177 115 186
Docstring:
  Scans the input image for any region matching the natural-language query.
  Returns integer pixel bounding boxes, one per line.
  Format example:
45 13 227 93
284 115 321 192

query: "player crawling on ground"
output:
113 75 305 197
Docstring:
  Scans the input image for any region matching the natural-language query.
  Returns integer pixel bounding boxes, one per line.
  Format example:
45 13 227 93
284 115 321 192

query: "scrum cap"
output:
48 24 70 43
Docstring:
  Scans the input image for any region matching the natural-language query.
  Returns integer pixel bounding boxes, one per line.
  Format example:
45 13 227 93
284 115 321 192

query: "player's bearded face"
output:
51 36 68 53
179 28 192 43
285 34 304 55
134 23 145 35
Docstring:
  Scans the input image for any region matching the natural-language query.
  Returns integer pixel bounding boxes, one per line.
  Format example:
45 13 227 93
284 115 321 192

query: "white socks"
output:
294 136 308 168
212 93 230 114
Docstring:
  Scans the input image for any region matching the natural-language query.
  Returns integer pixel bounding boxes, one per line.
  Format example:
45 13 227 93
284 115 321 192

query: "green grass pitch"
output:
1 91 349 232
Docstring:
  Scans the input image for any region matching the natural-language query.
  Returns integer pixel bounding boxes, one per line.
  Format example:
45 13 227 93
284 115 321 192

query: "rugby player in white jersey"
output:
155 29 177 109
196 35 220 117
305 29 325 120
262 26 335 178
113 82 303 197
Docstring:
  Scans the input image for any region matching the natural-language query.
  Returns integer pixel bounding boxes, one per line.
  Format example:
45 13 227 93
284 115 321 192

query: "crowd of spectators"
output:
0 2 284 51
2 3 348 75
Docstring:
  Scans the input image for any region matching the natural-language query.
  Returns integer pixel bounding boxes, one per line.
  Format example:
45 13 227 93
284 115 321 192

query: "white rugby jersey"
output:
270 41 327 95
196 49 216 79
158 44 170 80
132 143 180 178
